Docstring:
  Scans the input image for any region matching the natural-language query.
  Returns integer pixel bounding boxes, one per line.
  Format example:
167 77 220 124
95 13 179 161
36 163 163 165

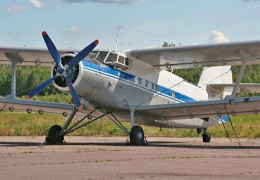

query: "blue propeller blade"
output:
26 75 58 100
65 76 82 110
67 40 99 68
42 31 61 64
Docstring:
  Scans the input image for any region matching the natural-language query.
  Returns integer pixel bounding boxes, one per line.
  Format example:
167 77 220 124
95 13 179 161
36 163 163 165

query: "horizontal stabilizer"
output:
209 83 260 94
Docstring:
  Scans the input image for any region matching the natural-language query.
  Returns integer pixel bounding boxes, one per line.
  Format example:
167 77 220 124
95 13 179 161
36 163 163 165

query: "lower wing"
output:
0 97 75 117
136 96 260 120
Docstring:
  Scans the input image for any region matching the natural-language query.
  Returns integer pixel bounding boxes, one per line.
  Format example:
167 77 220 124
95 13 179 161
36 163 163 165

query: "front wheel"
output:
45 125 64 144
130 125 144 145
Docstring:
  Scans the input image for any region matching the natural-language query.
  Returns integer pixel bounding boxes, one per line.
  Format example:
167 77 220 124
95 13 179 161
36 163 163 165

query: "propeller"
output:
26 31 99 110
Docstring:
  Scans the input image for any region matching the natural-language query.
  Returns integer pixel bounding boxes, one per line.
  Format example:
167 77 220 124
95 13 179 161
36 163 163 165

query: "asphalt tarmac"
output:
1 136 260 180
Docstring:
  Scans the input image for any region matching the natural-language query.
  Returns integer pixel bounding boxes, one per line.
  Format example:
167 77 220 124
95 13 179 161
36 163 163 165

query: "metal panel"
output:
0 47 79 66
128 40 260 69
0 97 76 116
136 96 260 120
209 83 260 93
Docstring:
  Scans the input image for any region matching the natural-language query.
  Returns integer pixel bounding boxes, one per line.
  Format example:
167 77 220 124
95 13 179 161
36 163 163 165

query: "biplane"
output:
0 31 260 144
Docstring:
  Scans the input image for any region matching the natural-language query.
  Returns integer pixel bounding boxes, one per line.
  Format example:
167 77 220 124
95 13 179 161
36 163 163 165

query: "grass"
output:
0 110 260 138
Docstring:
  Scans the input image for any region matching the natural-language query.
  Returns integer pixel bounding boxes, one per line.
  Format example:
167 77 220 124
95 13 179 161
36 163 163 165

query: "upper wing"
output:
128 40 260 70
135 96 260 120
0 47 79 67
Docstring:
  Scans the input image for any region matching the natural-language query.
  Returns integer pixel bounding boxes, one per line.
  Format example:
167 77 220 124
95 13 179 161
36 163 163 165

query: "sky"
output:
1 0 260 52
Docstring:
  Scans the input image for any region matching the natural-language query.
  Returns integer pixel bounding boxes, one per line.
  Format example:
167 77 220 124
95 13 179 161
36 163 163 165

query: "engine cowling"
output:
51 53 84 92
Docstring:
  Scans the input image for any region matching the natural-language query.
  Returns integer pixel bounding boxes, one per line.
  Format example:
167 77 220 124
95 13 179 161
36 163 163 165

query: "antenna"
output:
115 26 123 51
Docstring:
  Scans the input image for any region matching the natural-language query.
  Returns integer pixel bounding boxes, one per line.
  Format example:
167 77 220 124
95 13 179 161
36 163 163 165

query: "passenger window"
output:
154 84 158 91
145 80 149 88
138 77 143 85
96 51 108 62
172 91 176 98
106 53 118 63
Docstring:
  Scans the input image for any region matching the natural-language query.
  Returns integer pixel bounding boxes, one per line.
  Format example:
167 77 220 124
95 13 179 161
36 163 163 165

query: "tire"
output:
46 125 64 144
202 132 211 143
130 125 144 145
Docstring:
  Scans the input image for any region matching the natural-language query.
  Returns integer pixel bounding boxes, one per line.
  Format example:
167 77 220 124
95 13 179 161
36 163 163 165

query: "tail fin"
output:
198 66 232 100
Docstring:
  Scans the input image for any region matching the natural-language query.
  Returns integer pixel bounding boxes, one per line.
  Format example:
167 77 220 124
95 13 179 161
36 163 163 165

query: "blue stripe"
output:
82 60 197 103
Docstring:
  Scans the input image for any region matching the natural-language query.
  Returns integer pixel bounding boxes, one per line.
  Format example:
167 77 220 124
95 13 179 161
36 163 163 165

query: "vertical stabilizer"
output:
198 66 232 100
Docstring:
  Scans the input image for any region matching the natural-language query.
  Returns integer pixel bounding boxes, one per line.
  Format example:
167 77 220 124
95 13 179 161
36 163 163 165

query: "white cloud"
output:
61 0 143 4
6 0 43 12
208 30 230 43
29 0 43 9
68 26 87 35
6 5 28 12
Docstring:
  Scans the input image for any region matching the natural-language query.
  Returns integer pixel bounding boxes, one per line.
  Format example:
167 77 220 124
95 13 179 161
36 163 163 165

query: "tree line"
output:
0 65 63 97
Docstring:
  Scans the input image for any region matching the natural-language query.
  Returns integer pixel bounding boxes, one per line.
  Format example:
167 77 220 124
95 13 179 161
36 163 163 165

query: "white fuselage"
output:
54 55 223 129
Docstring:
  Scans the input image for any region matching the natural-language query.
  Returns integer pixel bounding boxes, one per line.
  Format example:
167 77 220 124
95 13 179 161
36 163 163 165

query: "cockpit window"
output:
96 51 108 61
88 51 98 58
94 50 130 71
106 53 118 63
125 58 129 66
115 63 127 70
118 56 125 64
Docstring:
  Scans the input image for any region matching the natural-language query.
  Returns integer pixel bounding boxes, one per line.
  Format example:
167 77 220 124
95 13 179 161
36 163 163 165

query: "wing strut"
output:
5 58 18 99
223 105 242 146
229 50 256 99
10 62 17 98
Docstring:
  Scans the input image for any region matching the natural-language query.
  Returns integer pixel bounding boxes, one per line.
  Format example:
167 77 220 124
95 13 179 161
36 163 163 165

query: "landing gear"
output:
130 125 145 145
45 107 132 145
45 106 148 145
196 128 203 134
45 125 64 144
202 131 211 143
127 107 148 145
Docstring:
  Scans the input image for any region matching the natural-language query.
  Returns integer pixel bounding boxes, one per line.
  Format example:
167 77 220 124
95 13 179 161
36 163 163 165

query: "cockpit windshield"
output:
106 52 118 63
96 51 108 62
93 50 131 71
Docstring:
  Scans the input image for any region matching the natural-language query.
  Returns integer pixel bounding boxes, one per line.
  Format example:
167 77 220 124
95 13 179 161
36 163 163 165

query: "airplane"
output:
0 31 260 145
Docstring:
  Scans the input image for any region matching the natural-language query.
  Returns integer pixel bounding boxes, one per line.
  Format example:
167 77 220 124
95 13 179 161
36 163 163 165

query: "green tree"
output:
0 65 69 102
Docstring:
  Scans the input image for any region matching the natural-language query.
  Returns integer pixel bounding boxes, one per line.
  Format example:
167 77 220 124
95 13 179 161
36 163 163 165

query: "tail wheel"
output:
46 125 64 144
130 125 144 145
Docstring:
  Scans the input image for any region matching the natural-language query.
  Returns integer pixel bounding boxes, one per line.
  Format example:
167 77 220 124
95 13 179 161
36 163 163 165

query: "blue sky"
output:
1 0 260 52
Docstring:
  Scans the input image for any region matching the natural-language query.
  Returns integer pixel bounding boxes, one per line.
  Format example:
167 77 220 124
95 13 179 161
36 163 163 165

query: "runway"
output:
1 136 260 180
